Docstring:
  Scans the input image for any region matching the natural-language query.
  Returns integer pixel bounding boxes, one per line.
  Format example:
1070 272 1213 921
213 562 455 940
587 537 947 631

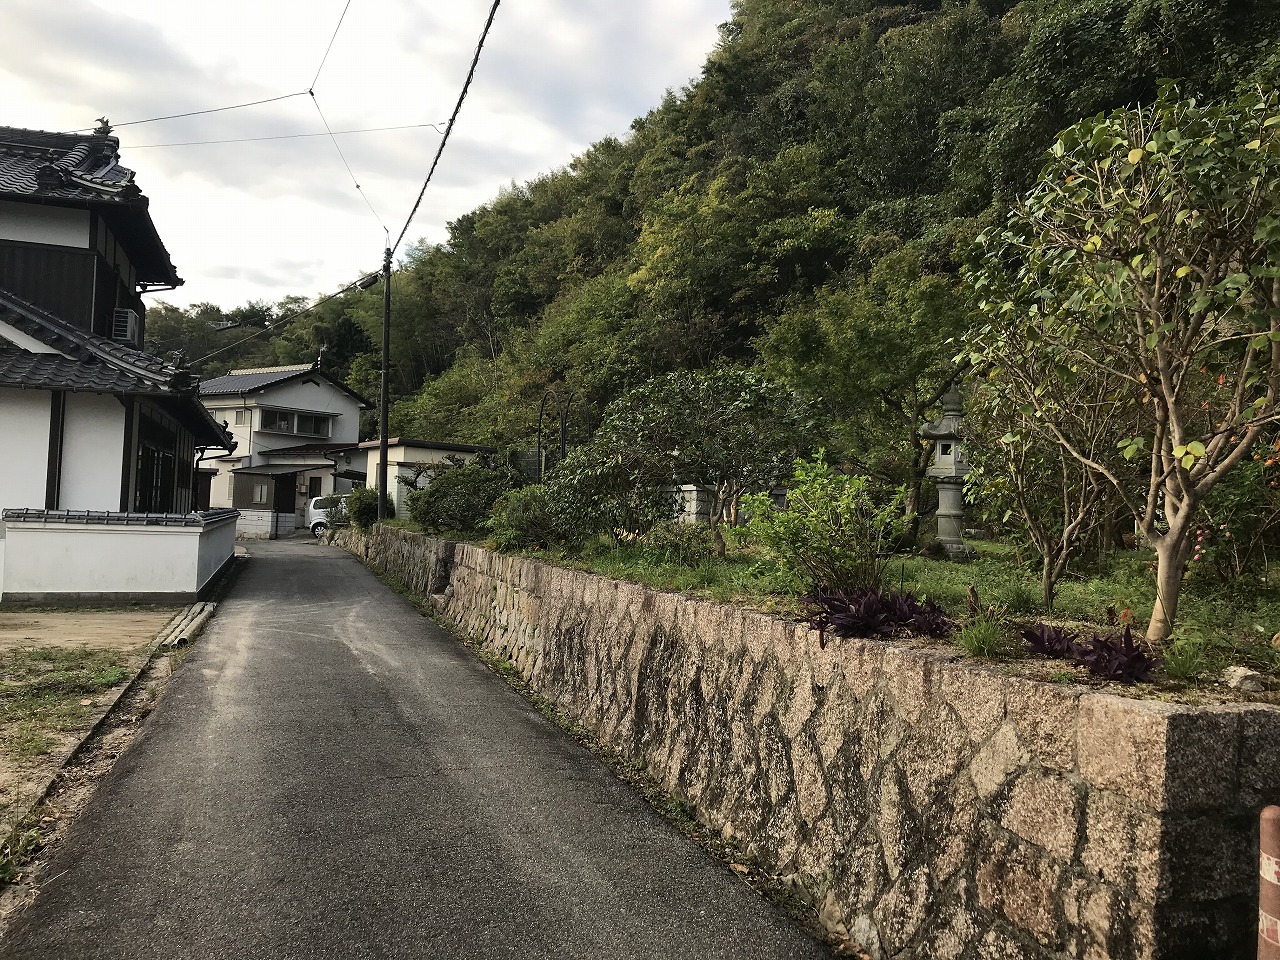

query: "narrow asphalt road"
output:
1 540 830 960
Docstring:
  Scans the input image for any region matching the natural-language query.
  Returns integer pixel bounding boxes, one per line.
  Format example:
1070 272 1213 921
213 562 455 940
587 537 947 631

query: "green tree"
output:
554 367 819 551
965 87 1280 642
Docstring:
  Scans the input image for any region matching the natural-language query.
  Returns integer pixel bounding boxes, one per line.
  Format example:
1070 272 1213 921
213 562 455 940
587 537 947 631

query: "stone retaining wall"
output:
336 525 1280 960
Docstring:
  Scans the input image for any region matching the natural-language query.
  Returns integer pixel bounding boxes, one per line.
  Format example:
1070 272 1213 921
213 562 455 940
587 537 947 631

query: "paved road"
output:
1 540 829 960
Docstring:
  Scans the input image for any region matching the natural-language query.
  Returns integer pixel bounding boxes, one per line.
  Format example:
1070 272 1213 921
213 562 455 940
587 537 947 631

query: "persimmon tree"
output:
965 87 1280 642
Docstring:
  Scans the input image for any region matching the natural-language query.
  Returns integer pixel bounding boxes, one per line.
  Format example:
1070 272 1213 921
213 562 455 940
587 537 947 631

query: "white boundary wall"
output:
0 512 238 602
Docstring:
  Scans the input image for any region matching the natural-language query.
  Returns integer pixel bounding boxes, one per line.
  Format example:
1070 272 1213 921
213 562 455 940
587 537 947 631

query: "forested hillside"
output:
153 0 1279 485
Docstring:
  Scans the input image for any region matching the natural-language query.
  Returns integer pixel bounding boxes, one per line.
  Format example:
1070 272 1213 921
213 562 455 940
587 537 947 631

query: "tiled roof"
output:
2 508 241 527
0 126 139 203
0 126 180 286
199 365 319 395
0 288 234 449
0 288 192 392
199 364 373 408
0 345 167 394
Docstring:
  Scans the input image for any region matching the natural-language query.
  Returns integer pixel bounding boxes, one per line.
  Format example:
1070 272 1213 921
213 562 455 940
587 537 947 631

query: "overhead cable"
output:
310 92 388 232
63 92 310 133
126 122 447 148
189 272 380 365
392 0 502 256
310 0 354 91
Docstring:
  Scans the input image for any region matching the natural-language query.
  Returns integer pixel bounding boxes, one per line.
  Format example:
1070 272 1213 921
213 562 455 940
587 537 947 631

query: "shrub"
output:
488 485 558 550
642 521 719 567
345 487 384 530
406 458 518 534
743 458 906 590
319 494 350 528
543 452 678 545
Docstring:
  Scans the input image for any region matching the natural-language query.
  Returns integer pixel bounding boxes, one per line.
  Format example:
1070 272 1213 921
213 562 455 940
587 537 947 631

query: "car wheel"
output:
311 521 329 539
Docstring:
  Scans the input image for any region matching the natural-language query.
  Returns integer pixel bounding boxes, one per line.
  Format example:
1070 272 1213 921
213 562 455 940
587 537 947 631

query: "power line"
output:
126 122 447 148
392 0 502 256
63 92 310 133
190 273 380 366
310 91 387 233
310 0 354 91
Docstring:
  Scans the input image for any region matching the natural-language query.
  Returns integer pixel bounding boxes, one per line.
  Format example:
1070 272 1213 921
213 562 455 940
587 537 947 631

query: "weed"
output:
0 647 129 762
2 723 56 760
1048 669 1077 684
956 615 1011 659
0 817 44 884
1162 626 1211 683
996 580 1040 615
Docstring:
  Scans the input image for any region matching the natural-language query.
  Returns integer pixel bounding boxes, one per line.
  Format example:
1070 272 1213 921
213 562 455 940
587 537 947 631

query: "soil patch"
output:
0 608 179 836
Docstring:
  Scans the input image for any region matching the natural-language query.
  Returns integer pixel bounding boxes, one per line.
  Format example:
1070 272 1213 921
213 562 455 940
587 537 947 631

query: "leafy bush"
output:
406 457 518 534
743 458 906 590
543 451 678 544
488 485 558 550
801 587 952 646
642 521 720 567
319 494 350 528
345 487 385 530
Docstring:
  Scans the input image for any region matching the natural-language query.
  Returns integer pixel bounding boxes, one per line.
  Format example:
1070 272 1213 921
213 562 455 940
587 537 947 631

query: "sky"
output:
0 0 734 309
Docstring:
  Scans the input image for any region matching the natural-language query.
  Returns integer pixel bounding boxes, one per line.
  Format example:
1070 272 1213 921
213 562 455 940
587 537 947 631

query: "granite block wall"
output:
336 526 1280 959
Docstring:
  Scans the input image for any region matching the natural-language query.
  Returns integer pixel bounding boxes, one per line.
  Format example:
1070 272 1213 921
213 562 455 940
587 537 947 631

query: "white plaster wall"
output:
255 380 362 443
59 393 125 510
0 388 51 512
0 200 90 247
206 467 235 510
2 524 200 595
196 518 237 588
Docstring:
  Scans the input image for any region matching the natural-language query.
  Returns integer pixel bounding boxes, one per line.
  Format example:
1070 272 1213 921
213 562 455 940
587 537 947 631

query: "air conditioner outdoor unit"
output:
112 308 139 342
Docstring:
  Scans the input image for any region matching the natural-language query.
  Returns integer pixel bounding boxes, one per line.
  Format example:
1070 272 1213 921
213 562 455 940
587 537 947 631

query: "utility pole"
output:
377 244 391 520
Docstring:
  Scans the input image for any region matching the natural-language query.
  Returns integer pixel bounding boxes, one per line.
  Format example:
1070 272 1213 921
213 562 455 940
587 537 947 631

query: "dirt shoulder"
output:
0 609 179 837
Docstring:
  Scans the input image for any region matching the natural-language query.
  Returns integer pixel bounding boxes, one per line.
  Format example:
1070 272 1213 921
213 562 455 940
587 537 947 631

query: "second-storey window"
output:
295 414 331 437
260 410 292 432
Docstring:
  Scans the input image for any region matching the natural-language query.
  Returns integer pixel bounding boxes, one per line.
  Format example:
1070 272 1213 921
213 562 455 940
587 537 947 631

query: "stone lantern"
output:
919 384 974 560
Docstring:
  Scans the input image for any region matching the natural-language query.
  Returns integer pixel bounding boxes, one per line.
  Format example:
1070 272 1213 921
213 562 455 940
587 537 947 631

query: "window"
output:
253 483 269 504
295 414 331 437
260 410 292 433
258 409 331 436
234 409 249 425
308 476 323 498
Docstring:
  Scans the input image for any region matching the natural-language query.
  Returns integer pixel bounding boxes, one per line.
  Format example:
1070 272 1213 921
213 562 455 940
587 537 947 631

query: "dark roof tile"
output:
0 126 180 286
0 126 139 203
0 345 163 394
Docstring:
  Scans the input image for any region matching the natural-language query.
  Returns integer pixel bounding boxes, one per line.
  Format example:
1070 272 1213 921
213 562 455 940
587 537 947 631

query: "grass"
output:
955 614 1012 659
0 647 130 762
371 518 1280 685
549 536 1280 682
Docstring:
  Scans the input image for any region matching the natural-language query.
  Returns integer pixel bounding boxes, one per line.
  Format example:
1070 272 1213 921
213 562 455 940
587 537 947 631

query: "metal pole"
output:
536 390 551 483
559 390 575 463
378 245 391 521
1262 806 1280 960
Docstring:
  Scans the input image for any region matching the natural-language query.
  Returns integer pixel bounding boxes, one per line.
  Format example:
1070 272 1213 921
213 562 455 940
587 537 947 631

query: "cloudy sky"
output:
0 0 733 308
